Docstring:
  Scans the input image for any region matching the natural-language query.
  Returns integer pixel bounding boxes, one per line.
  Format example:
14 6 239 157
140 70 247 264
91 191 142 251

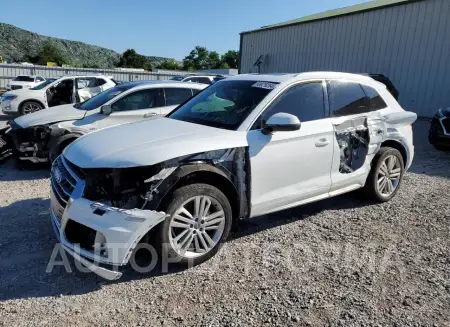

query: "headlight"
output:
2 95 17 101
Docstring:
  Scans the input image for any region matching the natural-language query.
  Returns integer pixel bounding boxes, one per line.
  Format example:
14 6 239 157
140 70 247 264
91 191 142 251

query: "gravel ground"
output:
0 115 449 327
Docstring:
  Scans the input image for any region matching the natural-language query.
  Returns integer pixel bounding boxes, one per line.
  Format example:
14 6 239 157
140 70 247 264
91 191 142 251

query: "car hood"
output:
3 88 36 96
64 118 248 168
14 104 87 129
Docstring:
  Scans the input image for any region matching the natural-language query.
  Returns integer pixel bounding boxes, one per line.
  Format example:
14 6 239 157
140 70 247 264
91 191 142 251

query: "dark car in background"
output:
429 107 450 150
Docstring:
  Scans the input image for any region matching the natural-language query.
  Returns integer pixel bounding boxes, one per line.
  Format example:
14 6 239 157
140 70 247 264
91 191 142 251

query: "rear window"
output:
13 76 34 82
361 85 387 111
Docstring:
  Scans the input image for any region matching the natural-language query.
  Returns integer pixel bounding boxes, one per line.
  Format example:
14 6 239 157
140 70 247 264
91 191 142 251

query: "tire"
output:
48 135 77 163
363 147 404 202
158 183 233 266
19 101 43 115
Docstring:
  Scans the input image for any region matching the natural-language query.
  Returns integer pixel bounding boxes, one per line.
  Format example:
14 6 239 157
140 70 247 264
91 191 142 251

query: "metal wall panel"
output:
0 64 184 89
240 0 450 117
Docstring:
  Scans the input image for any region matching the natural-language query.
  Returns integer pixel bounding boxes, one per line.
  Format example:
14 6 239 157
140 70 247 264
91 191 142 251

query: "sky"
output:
1 0 366 60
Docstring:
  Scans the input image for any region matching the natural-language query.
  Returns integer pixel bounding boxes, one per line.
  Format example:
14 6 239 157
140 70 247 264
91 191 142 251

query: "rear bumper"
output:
50 191 166 280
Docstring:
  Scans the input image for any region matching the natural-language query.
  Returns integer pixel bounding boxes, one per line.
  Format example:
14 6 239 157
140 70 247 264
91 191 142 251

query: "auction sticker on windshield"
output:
252 82 277 90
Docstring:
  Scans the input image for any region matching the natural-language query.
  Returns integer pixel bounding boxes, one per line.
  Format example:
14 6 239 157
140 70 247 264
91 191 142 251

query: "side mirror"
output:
101 105 112 115
263 112 301 134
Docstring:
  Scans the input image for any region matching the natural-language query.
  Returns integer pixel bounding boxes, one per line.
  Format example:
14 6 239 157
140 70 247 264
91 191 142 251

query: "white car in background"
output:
6 75 47 91
1 75 116 115
170 74 225 85
50 72 417 280
0 81 206 163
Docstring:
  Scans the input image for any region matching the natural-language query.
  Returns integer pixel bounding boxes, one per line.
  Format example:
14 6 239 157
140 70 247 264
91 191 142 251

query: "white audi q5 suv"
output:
50 72 416 280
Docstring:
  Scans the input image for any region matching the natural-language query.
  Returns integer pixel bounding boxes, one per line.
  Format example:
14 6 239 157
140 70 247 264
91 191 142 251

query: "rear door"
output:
327 80 389 194
75 77 98 102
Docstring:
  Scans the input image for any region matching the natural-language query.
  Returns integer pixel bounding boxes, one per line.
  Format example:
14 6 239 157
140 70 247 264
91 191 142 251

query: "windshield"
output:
13 76 34 82
75 83 136 110
168 80 277 130
170 76 184 81
30 79 55 90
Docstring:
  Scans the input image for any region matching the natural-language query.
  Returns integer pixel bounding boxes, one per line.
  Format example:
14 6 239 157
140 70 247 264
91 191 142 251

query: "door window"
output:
196 77 212 84
35 76 44 82
361 85 387 111
76 78 96 89
191 88 202 96
95 78 107 86
327 81 369 117
254 82 326 129
111 88 163 112
164 88 194 106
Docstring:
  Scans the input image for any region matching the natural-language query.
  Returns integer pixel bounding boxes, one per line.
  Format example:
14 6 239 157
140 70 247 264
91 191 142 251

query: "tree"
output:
158 59 183 70
182 46 210 71
207 51 221 69
24 42 66 66
221 50 239 69
118 49 148 69
182 46 240 71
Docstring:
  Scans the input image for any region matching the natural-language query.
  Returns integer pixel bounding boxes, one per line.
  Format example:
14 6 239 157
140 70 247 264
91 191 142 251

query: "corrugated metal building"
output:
239 0 450 117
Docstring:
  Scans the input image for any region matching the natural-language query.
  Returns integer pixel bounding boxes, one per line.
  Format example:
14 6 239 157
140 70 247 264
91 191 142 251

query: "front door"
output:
248 81 334 217
88 88 165 131
47 78 74 107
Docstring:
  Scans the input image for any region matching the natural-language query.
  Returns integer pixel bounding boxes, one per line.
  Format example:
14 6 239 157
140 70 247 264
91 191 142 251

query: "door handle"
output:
143 113 158 118
315 138 330 147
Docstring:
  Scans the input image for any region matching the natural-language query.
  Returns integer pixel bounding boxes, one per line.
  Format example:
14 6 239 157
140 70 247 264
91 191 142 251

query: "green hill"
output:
0 23 173 68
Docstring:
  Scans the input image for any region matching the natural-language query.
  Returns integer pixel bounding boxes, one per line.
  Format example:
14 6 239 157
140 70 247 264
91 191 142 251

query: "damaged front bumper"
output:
50 193 166 280
0 126 13 163
0 122 52 164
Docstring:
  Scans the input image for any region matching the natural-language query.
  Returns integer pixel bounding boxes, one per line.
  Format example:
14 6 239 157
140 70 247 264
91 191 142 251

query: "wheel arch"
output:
157 163 241 221
380 139 407 168
18 99 45 111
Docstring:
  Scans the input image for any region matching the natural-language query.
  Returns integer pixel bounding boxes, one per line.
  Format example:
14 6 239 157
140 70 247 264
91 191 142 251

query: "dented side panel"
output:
330 111 416 193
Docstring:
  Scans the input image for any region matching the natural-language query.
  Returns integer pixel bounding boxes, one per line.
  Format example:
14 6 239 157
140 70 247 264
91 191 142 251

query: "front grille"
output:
50 156 80 206
441 118 450 134
11 85 23 90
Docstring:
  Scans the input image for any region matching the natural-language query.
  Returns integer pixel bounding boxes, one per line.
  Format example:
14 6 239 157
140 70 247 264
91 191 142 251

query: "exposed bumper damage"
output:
0 122 56 164
51 197 166 280
51 148 250 279
0 126 13 163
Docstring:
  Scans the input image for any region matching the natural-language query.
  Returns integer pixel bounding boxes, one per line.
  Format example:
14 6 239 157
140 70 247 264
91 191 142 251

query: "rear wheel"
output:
20 101 43 115
364 147 404 202
158 183 232 265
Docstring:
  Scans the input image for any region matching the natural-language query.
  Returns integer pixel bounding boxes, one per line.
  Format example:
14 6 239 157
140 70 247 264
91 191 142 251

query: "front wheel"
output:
159 183 233 265
20 101 43 115
364 147 404 202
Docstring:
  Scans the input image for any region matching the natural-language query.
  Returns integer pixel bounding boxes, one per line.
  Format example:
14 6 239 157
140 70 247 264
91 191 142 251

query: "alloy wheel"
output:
377 155 402 196
169 195 225 258
22 103 41 114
